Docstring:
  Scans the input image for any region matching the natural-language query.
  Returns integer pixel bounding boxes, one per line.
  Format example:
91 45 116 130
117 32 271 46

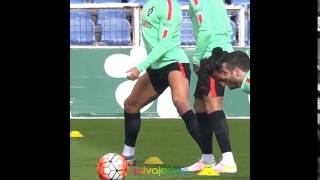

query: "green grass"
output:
71 119 250 180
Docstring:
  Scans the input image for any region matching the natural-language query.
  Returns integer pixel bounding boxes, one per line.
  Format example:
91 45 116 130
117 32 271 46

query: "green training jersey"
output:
189 0 234 64
241 70 250 94
136 0 189 72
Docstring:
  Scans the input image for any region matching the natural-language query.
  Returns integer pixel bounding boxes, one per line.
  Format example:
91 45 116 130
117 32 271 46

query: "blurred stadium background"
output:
70 0 249 46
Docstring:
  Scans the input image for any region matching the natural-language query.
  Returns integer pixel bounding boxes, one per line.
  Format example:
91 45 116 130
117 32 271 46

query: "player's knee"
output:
124 97 139 112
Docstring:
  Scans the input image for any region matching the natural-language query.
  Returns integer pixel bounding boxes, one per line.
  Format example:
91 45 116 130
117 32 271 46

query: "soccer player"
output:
181 0 237 173
121 0 204 166
213 50 250 94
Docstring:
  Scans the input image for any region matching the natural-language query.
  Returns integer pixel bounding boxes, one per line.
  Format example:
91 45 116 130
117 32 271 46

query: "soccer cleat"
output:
213 161 237 173
181 160 216 172
121 154 136 166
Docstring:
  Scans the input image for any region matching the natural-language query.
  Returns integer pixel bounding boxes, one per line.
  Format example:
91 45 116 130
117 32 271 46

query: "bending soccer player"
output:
181 0 237 173
121 0 204 166
213 50 250 94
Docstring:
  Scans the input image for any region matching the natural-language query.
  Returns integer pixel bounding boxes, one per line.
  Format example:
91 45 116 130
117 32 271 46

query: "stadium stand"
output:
70 18 95 45
100 18 131 45
232 0 250 6
70 0 86 4
127 0 144 4
246 19 250 45
93 0 122 3
70 10 91 19
70 0 250 46
230 0 250 45
230 20 237 45
127 0 189 5
180 18 195 45
177 0 189 4
97 9 127 23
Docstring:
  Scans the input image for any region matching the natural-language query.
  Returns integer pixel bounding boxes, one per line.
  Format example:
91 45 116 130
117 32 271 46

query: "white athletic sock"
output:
201 154 214 164
221 152 235 165
122 144 135 157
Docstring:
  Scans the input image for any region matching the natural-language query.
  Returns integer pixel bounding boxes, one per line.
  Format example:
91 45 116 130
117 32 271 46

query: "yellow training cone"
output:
70 131 84 138
197 167 220 176
143 157 164 165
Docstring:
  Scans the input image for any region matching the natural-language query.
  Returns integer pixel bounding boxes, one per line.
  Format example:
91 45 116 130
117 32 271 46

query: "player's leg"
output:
206 44 237 173
194 98 213 158
203 78 237 173
195 97 216 164
167 64 202 148
167 69 191 114
122 72 158 165
166 63 212 172
181 79 216 172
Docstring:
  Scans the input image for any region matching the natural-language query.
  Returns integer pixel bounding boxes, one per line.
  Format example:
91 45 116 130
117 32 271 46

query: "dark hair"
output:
209 47 229 72
221 51 250 72
224 0 232 5
211 47 226 60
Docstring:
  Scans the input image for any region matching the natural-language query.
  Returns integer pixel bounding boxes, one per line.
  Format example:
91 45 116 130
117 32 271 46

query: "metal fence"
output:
70 3 250 47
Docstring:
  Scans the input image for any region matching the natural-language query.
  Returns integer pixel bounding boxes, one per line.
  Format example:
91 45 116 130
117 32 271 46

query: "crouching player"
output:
182 0 237 173
213 50 250 94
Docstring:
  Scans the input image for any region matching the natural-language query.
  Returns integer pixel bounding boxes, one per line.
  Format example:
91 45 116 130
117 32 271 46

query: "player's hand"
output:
193 64 200 75
126 67 140 81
